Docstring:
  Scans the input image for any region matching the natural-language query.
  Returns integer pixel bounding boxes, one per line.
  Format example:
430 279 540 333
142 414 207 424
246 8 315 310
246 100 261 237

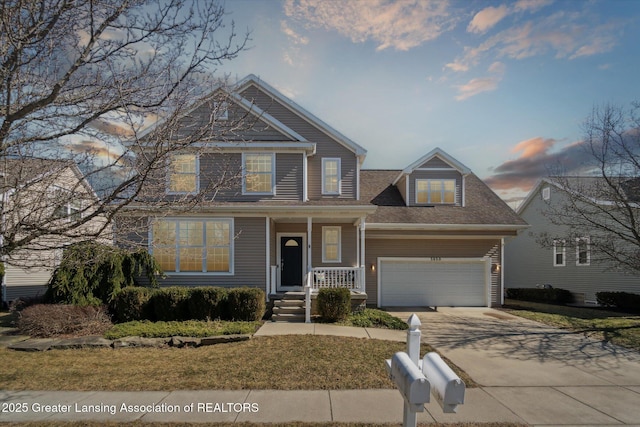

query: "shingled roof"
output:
360 170 527 228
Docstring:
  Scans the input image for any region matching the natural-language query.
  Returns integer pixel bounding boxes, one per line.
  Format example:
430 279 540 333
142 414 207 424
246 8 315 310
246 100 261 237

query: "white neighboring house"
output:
1 158 110 305
505 177 640 305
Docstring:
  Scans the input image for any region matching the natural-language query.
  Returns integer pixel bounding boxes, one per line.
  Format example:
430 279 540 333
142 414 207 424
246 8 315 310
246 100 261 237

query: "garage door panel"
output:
379 259 487 307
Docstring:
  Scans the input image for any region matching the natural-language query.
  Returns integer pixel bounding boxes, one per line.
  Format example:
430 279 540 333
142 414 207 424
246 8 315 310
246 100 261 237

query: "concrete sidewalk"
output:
2 316 640 425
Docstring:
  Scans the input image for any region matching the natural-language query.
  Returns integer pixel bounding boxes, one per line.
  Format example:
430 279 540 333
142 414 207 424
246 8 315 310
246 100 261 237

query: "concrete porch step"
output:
274 299 305 308
273 306 305 315
271 313 306 322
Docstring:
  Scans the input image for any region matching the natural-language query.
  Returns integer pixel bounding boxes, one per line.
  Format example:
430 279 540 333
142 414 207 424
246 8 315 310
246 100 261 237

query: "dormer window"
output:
416 179 455 204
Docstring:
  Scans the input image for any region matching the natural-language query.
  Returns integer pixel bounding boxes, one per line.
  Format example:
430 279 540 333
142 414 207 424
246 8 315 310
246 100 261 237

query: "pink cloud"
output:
467 5 509 34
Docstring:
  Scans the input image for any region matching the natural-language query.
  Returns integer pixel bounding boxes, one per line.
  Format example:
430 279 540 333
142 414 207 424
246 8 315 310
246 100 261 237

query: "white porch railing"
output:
311 267 365 292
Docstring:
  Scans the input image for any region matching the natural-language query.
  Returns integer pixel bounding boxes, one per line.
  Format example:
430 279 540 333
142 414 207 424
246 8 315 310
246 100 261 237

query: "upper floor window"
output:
152 218 233 274
51 187 82 222
416 179 456 204
214 101 228 121
553 240 566 266
322 226 341 263
576 237 590 266
322 158 341 195
243 153 274 195
168 154 198 194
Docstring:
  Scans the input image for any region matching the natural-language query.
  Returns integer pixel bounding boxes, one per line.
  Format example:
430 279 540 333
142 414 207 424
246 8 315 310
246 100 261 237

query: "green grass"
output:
0 335 476 391
103 320 262 339
502 299 640 351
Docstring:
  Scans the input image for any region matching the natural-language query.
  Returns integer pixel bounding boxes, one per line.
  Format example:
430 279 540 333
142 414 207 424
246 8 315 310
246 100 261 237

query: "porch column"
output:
307 216 312 274
265 216 270 301
360 217 366 292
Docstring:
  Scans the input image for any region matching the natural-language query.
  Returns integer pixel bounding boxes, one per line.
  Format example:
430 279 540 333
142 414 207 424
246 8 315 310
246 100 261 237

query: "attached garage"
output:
377 257 490 307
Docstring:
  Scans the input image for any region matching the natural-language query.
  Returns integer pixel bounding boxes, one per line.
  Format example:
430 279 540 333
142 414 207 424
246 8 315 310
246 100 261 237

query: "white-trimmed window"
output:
52 187 82 222
553 240 566 266
542 186 551 200
168 154 199 194
322 226 341 263
152 218 233 274
576 237 590 266
214 101 228 121
322 158 341 195
416 179 456 204
243 153 275 194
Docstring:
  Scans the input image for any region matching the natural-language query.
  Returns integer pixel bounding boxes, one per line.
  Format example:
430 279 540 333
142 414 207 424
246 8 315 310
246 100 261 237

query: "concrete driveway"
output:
386 307 640 426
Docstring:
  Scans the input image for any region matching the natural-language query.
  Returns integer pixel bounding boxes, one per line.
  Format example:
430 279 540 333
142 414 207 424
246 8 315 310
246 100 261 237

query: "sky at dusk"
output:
216 0 640 205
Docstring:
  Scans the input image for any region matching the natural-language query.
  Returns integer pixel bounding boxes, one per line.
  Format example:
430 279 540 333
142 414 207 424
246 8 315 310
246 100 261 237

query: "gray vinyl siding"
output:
365 237 502 307
505 185 640 303
240 85 358 200
397 175 408 205
4 285 48 303
407 170 463 206
146 217 267 290
199 152 303 201
174 99 294 142
419 157 452 169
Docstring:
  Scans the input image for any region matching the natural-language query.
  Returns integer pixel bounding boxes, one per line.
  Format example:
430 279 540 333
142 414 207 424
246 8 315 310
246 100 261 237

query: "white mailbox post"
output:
386 313 466 427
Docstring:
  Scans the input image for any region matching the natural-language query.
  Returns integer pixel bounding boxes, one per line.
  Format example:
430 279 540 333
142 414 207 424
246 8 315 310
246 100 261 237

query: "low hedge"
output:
596 291 640 311
110 286 265 323
506 287 573 305
317 287 351 322
226 287 265 321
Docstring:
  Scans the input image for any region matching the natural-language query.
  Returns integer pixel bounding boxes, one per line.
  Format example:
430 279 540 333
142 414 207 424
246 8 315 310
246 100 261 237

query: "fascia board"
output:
193 141 316 154
401 147 472 176
366 223 530 232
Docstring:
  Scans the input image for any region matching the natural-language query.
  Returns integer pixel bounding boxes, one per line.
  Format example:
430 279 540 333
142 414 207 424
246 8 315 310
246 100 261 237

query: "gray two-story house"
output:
120 74 527 310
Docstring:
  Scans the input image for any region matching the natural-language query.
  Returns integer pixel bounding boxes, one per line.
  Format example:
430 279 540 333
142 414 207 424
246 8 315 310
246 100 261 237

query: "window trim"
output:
242 152 275 195
322 226 342 263
150 218 234 275
553 239 566 267
322 158 342 195
51 186 82 223
415 178 456 205
214 101 229 121
576 236 591 266
167 153 199 195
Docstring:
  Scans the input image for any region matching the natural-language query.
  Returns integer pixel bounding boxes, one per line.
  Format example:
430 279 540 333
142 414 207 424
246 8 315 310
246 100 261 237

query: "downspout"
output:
500 238 505 306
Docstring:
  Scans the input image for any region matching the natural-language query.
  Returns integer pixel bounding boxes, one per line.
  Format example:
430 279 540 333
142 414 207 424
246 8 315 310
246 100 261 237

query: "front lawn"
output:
0 335 476 391
502 299 640 351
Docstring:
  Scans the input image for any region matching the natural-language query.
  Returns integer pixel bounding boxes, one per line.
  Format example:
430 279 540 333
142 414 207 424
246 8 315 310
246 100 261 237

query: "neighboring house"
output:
120 74 527 308
505 178 640 304
1 158 108 305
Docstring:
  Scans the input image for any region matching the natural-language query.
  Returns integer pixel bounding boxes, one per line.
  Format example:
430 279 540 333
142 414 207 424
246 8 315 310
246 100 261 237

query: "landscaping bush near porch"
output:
506 287 573 305
317 287 351 321
17 304 112 337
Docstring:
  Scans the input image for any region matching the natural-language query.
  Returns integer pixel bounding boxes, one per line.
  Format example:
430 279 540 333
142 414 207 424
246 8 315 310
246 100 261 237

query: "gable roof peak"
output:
393 147 472 185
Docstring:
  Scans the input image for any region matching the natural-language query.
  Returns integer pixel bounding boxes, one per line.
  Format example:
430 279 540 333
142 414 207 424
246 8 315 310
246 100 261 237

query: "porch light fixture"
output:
491 263 500 273
371 264 376 272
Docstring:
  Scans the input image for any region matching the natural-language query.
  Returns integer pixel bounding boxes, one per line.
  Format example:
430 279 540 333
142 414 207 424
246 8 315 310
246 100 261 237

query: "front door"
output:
280 236 303 288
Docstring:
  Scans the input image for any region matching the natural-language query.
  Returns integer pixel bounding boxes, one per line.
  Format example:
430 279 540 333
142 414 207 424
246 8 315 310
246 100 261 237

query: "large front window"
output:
322 226 341 263
243 153 274 194
416 179 456 204
168 154 198 194
576 237 590 266
152 219 233 273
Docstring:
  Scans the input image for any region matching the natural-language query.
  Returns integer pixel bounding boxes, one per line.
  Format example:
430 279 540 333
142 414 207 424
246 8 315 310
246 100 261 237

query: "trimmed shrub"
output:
150 287 191 321
17 304 112 338
596 291 640 311
188 287 228 320
317 287 351 322
46 242 162 306
506 287 573 305
226 287 265 321
110 287 156 323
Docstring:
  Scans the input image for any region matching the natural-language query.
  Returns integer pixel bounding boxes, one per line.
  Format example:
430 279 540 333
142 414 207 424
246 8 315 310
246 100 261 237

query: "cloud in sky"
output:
283 0 455 51
467 5 509 34
484 136 594 192
455 61 505 100
448 8 619 73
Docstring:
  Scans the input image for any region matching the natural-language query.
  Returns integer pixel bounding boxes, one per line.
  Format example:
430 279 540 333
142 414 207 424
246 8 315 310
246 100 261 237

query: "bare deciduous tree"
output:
0 0 251 267
538 102 640 273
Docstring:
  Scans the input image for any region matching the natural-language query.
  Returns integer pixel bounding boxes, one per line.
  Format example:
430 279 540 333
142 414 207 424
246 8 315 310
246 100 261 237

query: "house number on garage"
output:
430 257 442 261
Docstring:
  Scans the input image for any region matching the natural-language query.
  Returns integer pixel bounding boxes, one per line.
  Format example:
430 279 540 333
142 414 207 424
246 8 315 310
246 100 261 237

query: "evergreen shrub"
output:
317 287 351 322
596 291 640 311
111 287 157 323
150 287 191 321
226 287 265 321
188 287 228 320
506 287 573 304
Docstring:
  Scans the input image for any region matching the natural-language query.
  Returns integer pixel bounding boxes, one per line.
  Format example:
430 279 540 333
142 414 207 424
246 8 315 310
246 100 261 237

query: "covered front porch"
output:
262 208 372 321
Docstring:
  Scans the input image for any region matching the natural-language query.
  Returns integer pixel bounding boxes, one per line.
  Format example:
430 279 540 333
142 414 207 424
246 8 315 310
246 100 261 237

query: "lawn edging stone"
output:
7 333 253 351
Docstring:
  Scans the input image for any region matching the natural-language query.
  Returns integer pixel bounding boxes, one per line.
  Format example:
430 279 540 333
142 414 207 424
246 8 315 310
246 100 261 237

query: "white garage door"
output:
379 258 488 307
